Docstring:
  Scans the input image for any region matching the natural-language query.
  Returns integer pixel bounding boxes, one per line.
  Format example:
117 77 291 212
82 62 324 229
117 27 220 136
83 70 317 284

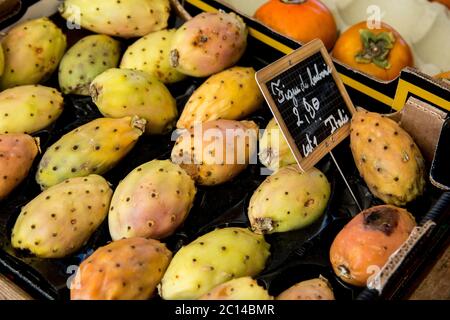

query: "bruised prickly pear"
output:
171 120 258 186
350 110 426 206
109 160 196 240
11 175 113 258
0 85 63 134
159 227 270 300
0 134 39 200
0 18 66 89
199 277 272 300
177 67 263 129
248 165 330 234
59 0 170 38
71 238 172 300
90 68 177 135
277 277 335 300
120 30 186 84
330 205 416 287
259 118 296 171
58 35 121 95
170 12 248 77
36 116 146 189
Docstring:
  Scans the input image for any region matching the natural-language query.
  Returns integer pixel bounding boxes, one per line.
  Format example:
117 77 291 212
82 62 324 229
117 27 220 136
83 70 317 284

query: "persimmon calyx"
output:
355 29 396 69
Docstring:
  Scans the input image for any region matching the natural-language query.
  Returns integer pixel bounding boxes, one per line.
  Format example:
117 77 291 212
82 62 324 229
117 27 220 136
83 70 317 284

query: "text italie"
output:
270 63 349 157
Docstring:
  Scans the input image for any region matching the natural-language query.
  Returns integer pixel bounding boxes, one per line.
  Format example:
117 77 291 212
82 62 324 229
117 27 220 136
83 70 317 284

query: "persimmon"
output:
254 0 338 51
330 205 416 287
429 0 450 9
333 21 414 81
435 71 450 80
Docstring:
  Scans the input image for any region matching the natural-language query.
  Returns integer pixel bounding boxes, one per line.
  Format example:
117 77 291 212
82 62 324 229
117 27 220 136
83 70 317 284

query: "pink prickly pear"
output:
170 12 248 77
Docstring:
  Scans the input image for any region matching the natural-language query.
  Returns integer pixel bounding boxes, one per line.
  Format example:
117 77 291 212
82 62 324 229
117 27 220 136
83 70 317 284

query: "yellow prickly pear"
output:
248 165 331 234
59 0 170 38
0 18 66 89
11 175 113 258
350 110 426 206
177 67 263 129
71 238 172 300
171 120 258 186
120 29 186 84
0 47 4 77
159 227 270 300
259 118 296 171
170 12 248 77
108 160 196 240
90 69 177 135
0 134 39 200
36 117 146 189
0 85 64 134
58 35 121 95
199 277 273 300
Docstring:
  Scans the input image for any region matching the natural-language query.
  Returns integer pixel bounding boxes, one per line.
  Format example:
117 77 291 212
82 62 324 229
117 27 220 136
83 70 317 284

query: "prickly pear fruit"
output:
0 85 64 134
248 165 330 234
0 48 4 77
171 120 258 186
0 134 39 200
109 160 196 240
350 110 426 206
58 35 121 95
330 205 416 287
71 238 172 300
170 12 248 77
120 30 186 84
159 227 270 300
59 0 170 38
90 69 177 135
0 18 66 89
11 175 113 258
36 116 146 189
177 67 263 129
199 277 272 300
277 277 335 300
259 118 296 171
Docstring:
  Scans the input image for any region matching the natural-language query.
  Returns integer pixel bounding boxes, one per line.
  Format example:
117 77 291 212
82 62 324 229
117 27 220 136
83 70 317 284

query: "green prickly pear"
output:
177 67 263 129
0 85 64 134
350 110 426 206
71 237 172 300
0 134 39 200
58 35 121 95
248 165 331 234
120 29 186 84
90 68 177 135
199 277 273 300
259 118 296 171
11 175 113 258
170 12 248 77
0 18 66 89
108 160 196 240
159 227 270 300
59 0 170 38
171 120 259 186
36 116 146 189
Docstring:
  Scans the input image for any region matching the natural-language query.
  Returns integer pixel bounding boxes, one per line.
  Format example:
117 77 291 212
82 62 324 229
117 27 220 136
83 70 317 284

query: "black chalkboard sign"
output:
256 39 356 171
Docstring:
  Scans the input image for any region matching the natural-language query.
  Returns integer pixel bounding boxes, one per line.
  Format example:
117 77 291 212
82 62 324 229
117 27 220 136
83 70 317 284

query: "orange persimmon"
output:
254 0 338 51
330 205 416 287
429 0 450 9
435 71 450 80
333 21 413 81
